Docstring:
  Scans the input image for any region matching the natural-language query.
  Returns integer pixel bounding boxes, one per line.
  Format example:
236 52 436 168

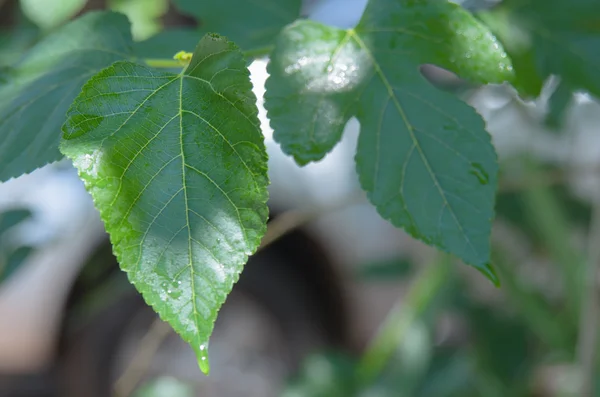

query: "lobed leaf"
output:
265 0 506 273
0 11 133 182
60 34 269 374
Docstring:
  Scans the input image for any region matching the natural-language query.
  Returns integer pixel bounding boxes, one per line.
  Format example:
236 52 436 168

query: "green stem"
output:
521 159 583 323
143 46 274 70
143 59 183 69
577 183 600 396
492 248 571 351
356 254 451 385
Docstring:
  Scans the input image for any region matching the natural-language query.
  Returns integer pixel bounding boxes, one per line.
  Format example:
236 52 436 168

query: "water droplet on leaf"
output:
197 342 210 374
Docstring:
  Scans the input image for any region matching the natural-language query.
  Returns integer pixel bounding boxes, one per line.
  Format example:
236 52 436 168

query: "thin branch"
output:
356 254 451 385
258 192 366 251
113 317 173 397
577 181 600 395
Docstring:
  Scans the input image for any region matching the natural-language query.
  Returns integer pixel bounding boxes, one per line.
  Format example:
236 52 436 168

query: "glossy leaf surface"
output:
265 0 506 272
488 0 600 98
0 11 133 181
174 0 302 50
61 34 269 373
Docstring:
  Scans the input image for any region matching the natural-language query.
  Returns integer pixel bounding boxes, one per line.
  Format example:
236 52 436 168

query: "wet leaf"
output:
485 0 600 98
60 34 269 373
265 0 506 274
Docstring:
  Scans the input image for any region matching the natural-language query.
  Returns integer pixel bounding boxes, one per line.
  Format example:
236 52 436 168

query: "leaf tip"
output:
195 343 211 375
478 262 501 287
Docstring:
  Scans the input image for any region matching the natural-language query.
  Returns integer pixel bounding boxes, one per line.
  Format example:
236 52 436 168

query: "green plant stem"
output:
113 317 173 397
143 58 183 69
577 186 600 396
356 255 451 386
143 46 274 70
492 248 571 351
521 161 583 323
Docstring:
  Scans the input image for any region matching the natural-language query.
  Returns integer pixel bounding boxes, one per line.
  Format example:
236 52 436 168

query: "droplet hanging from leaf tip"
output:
478 262 501 287
197 343 210 375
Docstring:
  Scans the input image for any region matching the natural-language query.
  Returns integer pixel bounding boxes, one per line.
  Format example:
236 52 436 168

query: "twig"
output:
356 254 451 386
113 317 173 397
258 192 366 251
577 182 600 395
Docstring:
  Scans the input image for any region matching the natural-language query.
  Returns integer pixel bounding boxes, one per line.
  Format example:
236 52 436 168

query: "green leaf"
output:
265 0 506 272
0 9 40 68
19 0 87 30
476 8 545 98
0 11 133 182
173 0 302 50
60 34 269 374
487 0 600 98
544 80 573 131
0 208 34 284
134 28 202 58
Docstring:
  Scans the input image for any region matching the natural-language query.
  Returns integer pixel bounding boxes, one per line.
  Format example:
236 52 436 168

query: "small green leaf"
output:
0 8 40 67
0 208 34 284
173 0 302 50
60 34 269 374
20 0 87 30
0 11 133 182
265 0 506 273
487 0 600 98
544 80 573 131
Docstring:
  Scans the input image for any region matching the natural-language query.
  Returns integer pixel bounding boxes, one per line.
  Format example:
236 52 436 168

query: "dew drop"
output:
197 343 210 374
469 162 489 185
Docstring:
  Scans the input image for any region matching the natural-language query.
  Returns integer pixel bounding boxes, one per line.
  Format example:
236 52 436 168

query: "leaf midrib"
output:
349 29 479 260
178 73 202 351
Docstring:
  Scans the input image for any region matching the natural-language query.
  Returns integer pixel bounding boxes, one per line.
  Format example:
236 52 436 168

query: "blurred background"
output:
1 0 600 396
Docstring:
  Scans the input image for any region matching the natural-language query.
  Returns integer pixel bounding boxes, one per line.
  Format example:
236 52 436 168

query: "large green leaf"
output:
0 11 133 182
265 0 508 272
60 34 269 373
173 0 302 50
485 0 600 98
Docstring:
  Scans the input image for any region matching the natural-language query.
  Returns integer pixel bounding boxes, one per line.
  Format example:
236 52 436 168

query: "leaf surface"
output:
265 0 506 272
485 0 600 98
0 11 133 181
61 34 269 373
174 0 302 50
